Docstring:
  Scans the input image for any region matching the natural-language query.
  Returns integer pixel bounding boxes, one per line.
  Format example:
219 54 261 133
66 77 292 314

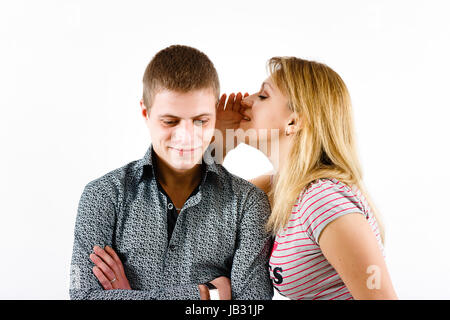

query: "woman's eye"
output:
258 95 268 100
193 119 208 126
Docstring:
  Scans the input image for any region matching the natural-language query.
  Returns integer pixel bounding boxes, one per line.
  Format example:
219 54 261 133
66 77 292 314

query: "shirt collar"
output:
140 143 219 179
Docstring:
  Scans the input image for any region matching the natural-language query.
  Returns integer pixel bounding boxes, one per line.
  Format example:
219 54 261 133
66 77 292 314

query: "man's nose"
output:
171 121 201 145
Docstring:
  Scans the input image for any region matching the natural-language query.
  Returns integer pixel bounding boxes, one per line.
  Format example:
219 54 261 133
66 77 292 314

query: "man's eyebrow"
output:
158 113 214 118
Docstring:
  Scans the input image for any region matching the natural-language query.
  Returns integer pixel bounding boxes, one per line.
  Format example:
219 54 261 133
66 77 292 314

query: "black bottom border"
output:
1 300 448 318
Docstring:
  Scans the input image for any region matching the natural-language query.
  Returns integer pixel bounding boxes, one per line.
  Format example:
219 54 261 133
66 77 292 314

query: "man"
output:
69 45 274 300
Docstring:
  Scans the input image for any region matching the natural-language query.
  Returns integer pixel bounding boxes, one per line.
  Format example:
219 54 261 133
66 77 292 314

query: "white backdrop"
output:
1 0 449 299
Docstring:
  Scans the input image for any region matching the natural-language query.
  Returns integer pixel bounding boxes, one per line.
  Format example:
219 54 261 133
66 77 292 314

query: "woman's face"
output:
240 77 292 143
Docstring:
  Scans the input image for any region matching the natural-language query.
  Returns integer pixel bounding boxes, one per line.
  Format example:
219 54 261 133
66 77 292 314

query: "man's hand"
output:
210 276 232 300
90 245 131 290
199 276 232 300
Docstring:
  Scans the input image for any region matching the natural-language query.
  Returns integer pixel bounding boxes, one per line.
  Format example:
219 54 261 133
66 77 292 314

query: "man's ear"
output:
140 99 149 120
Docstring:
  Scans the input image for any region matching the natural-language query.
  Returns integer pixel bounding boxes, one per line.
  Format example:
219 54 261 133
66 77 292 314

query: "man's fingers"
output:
209 276 232 300
90 253 116 282
104 246 125 273
93 266 113 290
93 246 122 276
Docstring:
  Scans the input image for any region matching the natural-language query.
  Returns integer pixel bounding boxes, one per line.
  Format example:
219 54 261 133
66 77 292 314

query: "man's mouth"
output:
168 146 202 156
169 146 202 151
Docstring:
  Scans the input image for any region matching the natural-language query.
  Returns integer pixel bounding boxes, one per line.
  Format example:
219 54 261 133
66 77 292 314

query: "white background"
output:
1 0 449 299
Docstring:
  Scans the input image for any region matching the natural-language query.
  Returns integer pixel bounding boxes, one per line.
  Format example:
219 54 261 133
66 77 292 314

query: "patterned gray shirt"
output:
69 144 274 300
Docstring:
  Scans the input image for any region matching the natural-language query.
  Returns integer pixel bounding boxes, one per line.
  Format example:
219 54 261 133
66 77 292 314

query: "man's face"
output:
142 88 217 172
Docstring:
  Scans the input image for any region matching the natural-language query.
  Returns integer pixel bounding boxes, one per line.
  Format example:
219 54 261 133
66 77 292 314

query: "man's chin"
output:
168 158 203 171
167 153 205 171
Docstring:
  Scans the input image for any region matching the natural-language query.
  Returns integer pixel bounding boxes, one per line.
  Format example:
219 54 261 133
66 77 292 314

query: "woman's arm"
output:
318 213 398 300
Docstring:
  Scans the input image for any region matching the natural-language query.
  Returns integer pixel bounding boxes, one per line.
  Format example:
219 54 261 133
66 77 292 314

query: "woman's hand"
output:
216 92 250 134
213 92 250 162
90 245 132 290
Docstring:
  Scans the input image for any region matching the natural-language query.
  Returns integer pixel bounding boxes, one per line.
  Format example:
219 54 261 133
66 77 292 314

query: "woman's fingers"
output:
224 93 235 111
240 93 251 109
233 92 242 112
220 92 250 119
217 93 226 110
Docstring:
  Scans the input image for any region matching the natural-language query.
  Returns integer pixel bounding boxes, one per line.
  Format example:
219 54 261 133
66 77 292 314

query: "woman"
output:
215 57 398 300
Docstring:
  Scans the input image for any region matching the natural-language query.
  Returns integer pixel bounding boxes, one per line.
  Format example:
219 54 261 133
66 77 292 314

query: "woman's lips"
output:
241 110 251 121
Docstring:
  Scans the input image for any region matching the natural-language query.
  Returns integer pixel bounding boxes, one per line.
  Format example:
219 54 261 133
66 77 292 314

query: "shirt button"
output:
169 244 176 251
168 203 174 210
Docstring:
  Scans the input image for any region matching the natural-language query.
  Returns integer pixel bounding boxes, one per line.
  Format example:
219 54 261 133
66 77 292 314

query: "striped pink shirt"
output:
269 178 384 300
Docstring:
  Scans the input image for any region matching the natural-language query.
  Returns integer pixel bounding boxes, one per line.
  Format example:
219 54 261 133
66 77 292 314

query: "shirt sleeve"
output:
69 180 200 300
230 186 274 300
299 180 366 245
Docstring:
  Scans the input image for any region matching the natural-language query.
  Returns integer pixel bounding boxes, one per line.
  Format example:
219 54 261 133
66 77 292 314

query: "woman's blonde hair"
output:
266 57 385 244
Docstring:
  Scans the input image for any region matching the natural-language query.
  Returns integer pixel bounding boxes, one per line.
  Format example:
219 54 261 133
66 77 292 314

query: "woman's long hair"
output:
266 57 385 244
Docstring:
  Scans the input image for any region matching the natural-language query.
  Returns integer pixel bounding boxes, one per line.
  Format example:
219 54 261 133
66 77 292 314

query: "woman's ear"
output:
285 115 301 136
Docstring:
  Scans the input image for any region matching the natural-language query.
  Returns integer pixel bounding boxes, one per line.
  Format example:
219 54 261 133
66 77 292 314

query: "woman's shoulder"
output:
296 178 366 213
292 178 381 248
301 177 350 196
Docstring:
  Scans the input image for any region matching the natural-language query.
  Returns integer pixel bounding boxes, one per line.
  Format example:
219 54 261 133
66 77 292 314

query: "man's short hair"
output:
142 45 220 109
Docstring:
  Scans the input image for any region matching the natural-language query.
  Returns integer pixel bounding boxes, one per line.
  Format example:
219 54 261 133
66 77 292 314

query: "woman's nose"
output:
241 95 254 108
